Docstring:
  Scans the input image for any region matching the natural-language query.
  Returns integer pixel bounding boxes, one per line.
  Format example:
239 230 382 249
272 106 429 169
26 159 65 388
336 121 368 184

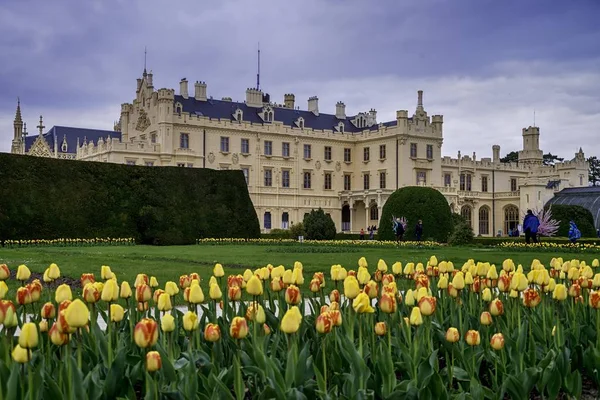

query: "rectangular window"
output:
179 133 189 149
379 171 386 189
187 163 193 168
241 138 250 154
145 161 154 167
126 160 136 166
303 172 311 189
264 212 271 230
410 143 417 158
324 146 332 161
282 142 290 157
324 173 332 189
177 163 185 167
264 140 272 156
444 173 451 186
363 147 370 162
379 145 386 159
482 176 488 192
282 170 290 188
363 174 370 190
264 170 272 186
466 174 472 191
344 148 352 162
220 136 229 152
281 212 289 229
242 168 249 184
151 134 157 144
344 174 351 190
511 178 517 192
426 144 433 159
416 171 426 185
303 144 312 159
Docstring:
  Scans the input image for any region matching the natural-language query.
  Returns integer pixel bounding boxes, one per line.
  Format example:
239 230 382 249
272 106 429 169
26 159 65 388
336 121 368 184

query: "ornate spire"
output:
14 98 22 123
37 115 45 136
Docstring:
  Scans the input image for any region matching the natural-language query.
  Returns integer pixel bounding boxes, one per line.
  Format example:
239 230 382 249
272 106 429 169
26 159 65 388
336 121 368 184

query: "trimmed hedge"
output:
378 186 453 242
544 204 596 238
0 153 260 245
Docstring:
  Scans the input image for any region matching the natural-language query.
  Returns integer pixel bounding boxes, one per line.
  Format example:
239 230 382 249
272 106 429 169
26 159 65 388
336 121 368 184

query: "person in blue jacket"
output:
523 210 540 244
568 220 582 243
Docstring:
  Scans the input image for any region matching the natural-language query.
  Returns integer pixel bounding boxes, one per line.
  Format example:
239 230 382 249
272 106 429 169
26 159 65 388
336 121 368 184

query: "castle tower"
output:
11 98 24 154
518 126 543 164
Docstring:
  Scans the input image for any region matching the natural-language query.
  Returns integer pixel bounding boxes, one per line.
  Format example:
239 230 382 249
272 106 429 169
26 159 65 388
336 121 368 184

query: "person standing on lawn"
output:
393 218 405 245
523 210 540 244
568 220 581 244
415 220 423 241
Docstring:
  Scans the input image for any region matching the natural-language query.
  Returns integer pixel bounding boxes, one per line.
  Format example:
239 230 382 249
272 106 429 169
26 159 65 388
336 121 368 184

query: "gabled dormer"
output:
175 102 183 115
335 121 345 133
232 108 243 123
61 134 68 152
295 117 305 129
352 113 369 129
260 105 274 123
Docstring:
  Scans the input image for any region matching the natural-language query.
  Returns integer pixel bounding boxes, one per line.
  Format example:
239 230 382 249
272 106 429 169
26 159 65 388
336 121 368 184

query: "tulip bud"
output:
102 279 120 302
80 273 95 288
39 319 49 333
418 296 436 317
55 284 72 303
316 313 333 334
489 298 504 316
188 283 204 304
19 322 39 349
230 316 249 339
161 313 175 332
451 272 465 290
11 345 30 363
16 264 31 281
110 304 125 322
481 288 492 302
329 289 340 304
246 276 263 296
309 278 321 293
329 310 342 326
40 302 56 319
343 276 360 299
0 264 10 281
209 283 222 300
65 299 89 328
285 285 302 305
374 321 387 336
204 323 221 342
465 330 481 346
119 281 132 299
490 333 505 350
165 281 179 296
445 327 460 343
134 318 159 348
392 262 402 275
146 351 162 372
48 263 60 280
213 263 225 278
353 292 375 314
245 304 266 324
280 306 303 334
409 307 423 326
590 291 600 309
379 293 397 314
179 275 191 289
136 284 152 303
183 311 199 331
405 289 415 306
228 285 242 301
83 283 100 304
263 324 271 335
480 311 493 326
100 265 113 280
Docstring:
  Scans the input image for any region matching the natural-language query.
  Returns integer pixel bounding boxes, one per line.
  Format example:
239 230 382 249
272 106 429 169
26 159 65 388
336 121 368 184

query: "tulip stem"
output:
322 338 327 392
77 329 83 371
596 310 600 349
107 302 113 366
28 361 33 400
448 348 454 391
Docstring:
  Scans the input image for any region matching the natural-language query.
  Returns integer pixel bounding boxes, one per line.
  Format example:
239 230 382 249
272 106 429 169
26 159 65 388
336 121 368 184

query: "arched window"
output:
478 206 490 235
461 205 472 227
370 204 379 221
504 205 519 236
341 204 350 231
299 119 304 129
281 212 289 229
175 103 182 115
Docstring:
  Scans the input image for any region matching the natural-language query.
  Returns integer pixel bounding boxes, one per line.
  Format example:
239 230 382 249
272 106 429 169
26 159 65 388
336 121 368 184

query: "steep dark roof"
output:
24 126 121 154
174 95 398 133
546 186 600 229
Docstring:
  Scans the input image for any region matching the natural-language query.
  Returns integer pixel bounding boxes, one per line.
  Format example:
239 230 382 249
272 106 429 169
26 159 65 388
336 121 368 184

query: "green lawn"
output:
1 244 598 293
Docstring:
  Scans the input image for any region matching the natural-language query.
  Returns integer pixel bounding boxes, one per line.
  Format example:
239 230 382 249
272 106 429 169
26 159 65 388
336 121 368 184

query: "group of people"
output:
359 225 377 240
393 218 423 244
523 209 582 244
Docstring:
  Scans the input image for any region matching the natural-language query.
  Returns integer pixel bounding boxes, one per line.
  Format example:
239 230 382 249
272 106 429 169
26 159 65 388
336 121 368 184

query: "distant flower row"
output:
498 241 600 252
2 237 136 248
196 238 442 248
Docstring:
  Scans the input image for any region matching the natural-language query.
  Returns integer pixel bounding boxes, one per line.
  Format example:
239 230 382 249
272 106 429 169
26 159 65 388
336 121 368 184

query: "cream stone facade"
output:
10 70 589 235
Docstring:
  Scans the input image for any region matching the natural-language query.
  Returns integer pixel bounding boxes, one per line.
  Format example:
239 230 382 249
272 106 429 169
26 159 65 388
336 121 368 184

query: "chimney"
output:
180 78 189 99
417 90 423 108
369 108 377 125
492 145 500 163
284 94 295 109
335 101 346 119
147 71 153 87
194 81 207 101
308 96 319 116
245 88 263 108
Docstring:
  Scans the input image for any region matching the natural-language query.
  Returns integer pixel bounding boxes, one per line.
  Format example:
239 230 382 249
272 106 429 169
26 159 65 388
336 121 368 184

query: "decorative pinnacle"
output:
14 97 22 123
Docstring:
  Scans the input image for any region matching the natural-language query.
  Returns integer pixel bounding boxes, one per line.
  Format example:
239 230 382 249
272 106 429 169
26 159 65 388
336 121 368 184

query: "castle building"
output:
10 69 589 236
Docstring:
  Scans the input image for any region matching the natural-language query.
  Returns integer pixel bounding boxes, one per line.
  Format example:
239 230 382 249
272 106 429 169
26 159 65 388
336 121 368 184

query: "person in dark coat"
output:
523 210 540 244
415 220 423 241
393 218 405 244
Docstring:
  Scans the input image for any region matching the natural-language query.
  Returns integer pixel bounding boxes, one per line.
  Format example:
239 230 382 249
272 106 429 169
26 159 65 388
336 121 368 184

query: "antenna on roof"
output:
256 42 260 91
144 46 147 74
533 109 536 127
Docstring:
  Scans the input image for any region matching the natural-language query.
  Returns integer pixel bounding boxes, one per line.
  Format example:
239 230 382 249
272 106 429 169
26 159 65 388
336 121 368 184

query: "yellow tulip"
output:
0 281 8 299
487 265 499 280
149 276 159 288
405 289 415 306
161 313 175 332
146 351 162 372
43 269 52 283
183 311 199 331
48 263 60 280
272 265 285 279
392 262 402 275
292 268 304 285
357 267 371 285
282 269 294 285
445 327 460 343
451 272 465 290
16 265 31 281
242 269 253 282
593 259 599 268
294 261 303 271
358 257 368 269
157 293 172 311
110 304 125 322
64 299 89 328
101 265 113 280
437 275 448 290
403 263 415 276
188 283 204 304
19 322 39 349
11 345 30 363
280 306 303 334
120 281 132 299
552 284 568 301
352 292 374 313
409 307 423 326
101 279 119 302
213 263 225 278
246 276 263 296
55 284 72 303
209 283 222 300
429 256 438 267
0 264 9 281
343 276 360 299
377 259 388 272
165 281 179 296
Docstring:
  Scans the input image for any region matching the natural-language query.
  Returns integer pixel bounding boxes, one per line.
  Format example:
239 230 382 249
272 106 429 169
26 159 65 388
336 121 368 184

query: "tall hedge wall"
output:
0 153 260 245
544 204 596 238
378 186 453 242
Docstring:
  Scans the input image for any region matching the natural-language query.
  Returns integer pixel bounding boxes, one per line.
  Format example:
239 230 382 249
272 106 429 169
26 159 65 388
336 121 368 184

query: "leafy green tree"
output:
543 153 564 166
289 222 305 239
588 156 600 186
500 151 519 163
303 209 336 240
448 222 474 245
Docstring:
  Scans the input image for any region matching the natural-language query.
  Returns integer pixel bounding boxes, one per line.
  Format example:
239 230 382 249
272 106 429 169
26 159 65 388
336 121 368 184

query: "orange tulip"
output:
285 285 301 305
364 281 379 299
381 274 395 286
40 302 56 319
58 300 71 313
136 284 151 303
418 296 437 316
134 318 159 348
16 287 32 305
28 281 42 302
465 330 481 346
228 285 242 301
329 289 340 304
415 274 429 290
445 327 460 343
490 333 505 350
137 302 149 312
379 293 397 314
329 310 342 327
568 284 581 298
228 275 244 289
80 273 95 288
489 298 504 317
134 274 149 288
480 311 493 326
0 264 10 281
189 272 201 282
374 321 387 336
230 316 249 339
270 277 284 292
152 289 165 304
49 322 69 346
83 283 100 304
316 312 333 334
590 291 600 309
204 323 222 342
523 288 541 308
498 275 511 292
309 278 321 293
146 351 162 372
56 310 76 334
179 275 191 289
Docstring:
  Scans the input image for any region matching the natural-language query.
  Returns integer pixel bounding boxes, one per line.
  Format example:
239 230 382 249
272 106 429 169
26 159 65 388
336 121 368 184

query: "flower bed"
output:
1 255 600 398
196 237 442 248
1 237 135 248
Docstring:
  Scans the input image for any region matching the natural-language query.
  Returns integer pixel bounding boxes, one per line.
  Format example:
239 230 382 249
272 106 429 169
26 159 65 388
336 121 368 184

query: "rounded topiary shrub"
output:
543 204 596 237
303 208 336 240
378 186 453 242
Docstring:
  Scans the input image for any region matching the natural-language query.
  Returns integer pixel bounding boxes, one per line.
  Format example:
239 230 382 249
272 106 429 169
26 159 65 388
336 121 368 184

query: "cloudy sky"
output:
1 0 599 159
